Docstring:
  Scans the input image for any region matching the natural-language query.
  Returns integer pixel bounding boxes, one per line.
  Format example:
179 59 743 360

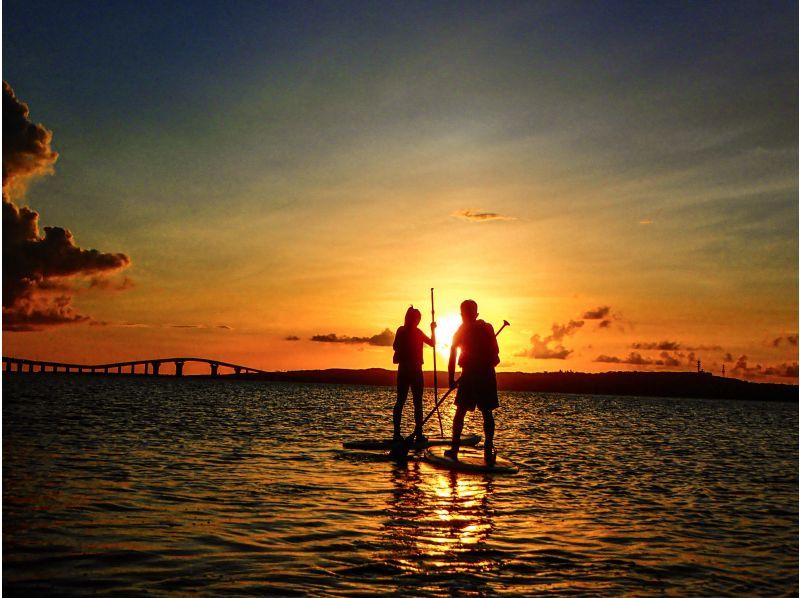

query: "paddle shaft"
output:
430 288 444 436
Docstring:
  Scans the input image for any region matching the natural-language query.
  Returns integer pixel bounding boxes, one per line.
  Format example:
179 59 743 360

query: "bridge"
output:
2 356 268 378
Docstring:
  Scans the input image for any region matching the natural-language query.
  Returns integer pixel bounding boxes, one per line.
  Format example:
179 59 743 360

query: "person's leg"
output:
393 370 410 439
481 408 495 448
411 371 424 440
446 405 467 460
481 408 496 465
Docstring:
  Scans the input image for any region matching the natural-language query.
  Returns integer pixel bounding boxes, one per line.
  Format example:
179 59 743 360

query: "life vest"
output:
458 320 500 370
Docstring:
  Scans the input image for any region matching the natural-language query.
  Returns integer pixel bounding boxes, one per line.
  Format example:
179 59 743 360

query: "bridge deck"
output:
2 356 268 377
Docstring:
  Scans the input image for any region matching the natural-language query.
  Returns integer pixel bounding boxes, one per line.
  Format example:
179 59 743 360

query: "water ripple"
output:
4 376 797 595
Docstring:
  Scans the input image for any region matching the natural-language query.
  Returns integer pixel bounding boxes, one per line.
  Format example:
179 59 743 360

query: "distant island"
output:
238 369 797 402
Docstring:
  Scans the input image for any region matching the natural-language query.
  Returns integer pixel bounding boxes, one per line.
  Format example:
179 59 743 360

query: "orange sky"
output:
3 3 797 383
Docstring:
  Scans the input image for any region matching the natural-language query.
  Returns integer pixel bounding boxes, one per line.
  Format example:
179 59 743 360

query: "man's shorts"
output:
455 368 499 412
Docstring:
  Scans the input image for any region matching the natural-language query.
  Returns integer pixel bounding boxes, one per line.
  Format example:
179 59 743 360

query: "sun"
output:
432 313 462 360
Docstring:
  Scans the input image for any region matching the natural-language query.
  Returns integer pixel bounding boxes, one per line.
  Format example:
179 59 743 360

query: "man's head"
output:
460 299 478 322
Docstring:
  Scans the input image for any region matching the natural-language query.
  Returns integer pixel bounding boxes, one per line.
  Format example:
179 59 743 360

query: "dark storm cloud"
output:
2 82 132 331
2 295 89 332
3 200 131 307
2 81 58 193
311 328 395 347
285 335 301 341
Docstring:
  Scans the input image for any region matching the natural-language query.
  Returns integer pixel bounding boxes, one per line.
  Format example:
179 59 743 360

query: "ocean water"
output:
3 375 797 596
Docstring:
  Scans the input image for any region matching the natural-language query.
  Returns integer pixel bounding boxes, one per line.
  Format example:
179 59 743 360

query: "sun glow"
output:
433 313 462 360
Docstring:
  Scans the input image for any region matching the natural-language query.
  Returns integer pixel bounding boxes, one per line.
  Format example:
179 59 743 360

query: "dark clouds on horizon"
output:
517 305 620 360
731 355 798 379
3 81 131 332
631 340 724 351
596 351 684 367
311 328 394 347
772 334 799 348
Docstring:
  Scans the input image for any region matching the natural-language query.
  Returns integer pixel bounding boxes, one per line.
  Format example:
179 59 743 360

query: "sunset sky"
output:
3 1 797 381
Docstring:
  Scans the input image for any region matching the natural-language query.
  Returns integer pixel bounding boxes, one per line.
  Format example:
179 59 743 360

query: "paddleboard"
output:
342 434 480 451
422 446 519 474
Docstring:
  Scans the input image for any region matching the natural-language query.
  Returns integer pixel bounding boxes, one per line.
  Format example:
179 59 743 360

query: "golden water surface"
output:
3 376 797 595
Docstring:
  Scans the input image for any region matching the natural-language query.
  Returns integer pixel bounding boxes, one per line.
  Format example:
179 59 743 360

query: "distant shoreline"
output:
6 367 796 402
236 369 796 402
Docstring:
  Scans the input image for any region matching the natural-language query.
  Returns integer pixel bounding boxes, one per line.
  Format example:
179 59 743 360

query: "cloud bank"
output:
517 305 622 360
731 355 798 379
311 328 395 347
517 319 585 360
3 81 131 331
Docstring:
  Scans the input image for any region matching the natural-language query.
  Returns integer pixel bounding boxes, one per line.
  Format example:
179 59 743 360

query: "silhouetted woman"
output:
392 306 435 442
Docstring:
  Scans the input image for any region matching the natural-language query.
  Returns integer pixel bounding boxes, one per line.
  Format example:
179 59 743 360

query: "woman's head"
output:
404 305 422 327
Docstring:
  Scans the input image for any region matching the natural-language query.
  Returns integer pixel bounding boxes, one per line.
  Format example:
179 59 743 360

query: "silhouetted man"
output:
445 299 500 465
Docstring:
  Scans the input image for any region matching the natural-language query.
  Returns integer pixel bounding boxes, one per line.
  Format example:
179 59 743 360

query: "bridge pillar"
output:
210 362 219 377
104 367 109 374
117 365 122 374
27 362 34 373
234 366 241 378
152 361 161 376
175 361 185 377
130 364 135 374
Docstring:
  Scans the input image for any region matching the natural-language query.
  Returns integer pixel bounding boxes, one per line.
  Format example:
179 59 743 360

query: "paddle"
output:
389 319 510 460
430 288 444 437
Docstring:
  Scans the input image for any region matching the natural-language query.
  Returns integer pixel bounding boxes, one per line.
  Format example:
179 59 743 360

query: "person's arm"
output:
422 322 436 347
448 328 460 388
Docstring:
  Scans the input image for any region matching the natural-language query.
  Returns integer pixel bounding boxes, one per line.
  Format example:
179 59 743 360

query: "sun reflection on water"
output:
383 461 496 576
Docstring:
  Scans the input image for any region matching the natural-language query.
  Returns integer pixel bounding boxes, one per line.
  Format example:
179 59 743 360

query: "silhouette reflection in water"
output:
382 460 503 584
